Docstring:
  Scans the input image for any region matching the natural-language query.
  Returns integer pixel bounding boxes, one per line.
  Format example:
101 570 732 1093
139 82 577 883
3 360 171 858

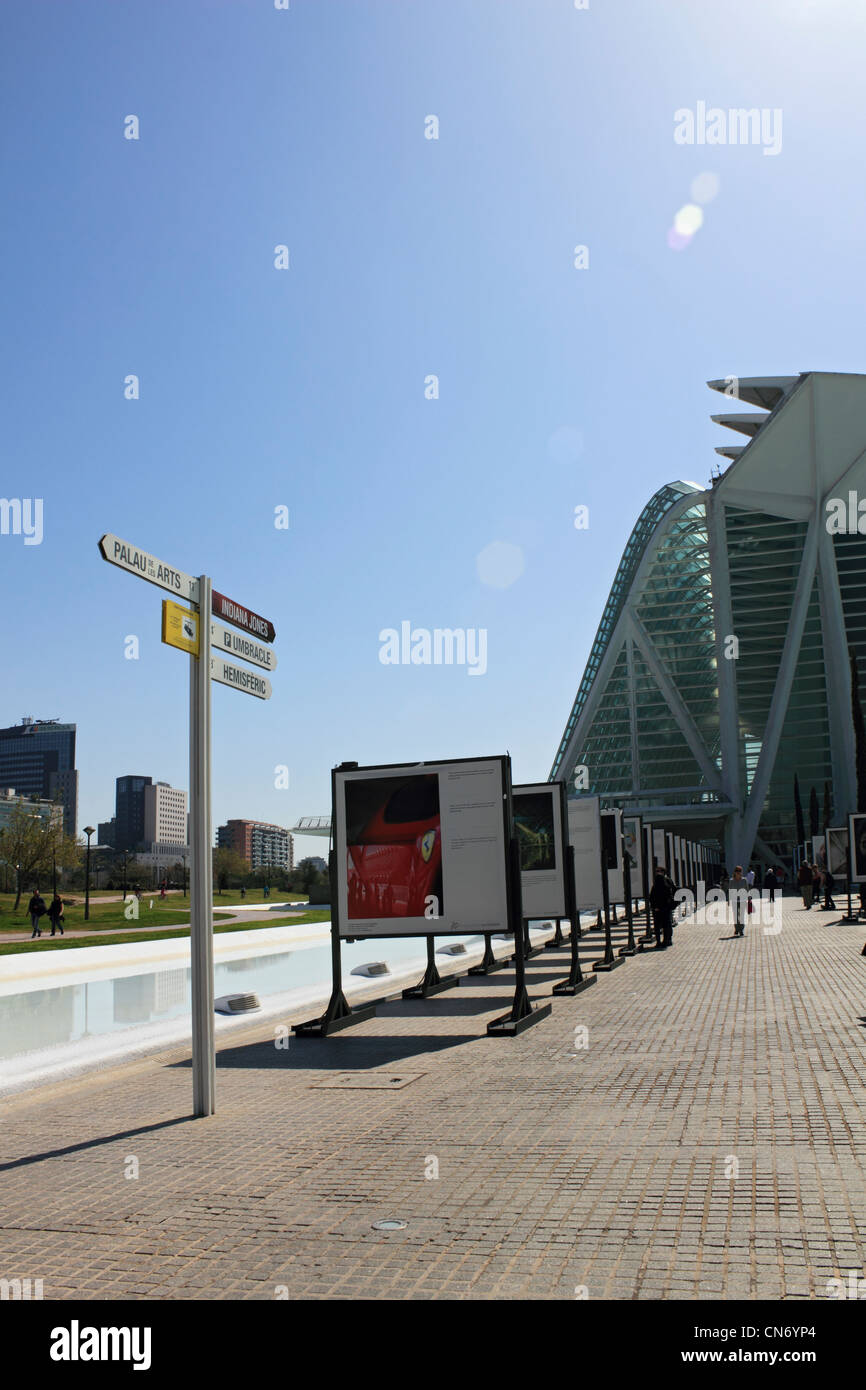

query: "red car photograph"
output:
345 773 444 919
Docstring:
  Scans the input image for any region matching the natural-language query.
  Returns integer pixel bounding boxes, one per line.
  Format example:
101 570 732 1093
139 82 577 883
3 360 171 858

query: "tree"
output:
809 786 819 838
823 780 833 831
0 801 76 910
212 847 249 894
850 647 866 813
793 774 806 846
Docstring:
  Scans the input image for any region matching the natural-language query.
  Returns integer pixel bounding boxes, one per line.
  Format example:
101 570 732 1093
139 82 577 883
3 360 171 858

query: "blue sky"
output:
2 0 865 849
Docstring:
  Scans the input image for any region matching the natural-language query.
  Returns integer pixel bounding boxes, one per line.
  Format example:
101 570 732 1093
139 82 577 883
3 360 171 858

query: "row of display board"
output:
331 756 718 940
794 820 866 881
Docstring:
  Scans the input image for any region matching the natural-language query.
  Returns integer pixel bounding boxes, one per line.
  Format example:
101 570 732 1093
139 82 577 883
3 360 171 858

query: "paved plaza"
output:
1 898 865 1301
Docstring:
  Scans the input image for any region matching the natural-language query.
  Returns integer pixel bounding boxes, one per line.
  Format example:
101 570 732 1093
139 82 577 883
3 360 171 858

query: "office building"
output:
0 718 78 836
217 819 294 871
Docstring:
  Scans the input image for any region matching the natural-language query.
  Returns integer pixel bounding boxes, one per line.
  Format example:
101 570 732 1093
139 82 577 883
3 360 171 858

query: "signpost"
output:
98 534 199 603
210 656 272 701
99 534 276 1117
211 619 278 672
212 589 276 643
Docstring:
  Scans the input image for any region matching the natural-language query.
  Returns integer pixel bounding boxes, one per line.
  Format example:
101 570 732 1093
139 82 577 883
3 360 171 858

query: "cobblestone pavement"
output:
1 898 864 1300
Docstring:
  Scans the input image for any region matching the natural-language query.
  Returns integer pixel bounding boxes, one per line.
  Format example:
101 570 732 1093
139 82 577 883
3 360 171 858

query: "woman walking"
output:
730 865 747 936
47 893 65 936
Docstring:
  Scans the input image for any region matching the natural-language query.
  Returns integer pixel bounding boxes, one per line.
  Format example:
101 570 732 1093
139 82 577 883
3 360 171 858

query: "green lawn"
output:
0 909 330 956
0 896 193 934
211 890 310 906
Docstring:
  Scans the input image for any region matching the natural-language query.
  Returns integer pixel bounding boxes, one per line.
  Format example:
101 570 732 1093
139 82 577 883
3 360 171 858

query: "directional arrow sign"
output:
211 589 275 644
210 656 272 700
99 534 199 603
210 620 277 672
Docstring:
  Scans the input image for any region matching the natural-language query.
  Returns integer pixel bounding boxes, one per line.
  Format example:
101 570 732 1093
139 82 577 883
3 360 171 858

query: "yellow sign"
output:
162 600 200 657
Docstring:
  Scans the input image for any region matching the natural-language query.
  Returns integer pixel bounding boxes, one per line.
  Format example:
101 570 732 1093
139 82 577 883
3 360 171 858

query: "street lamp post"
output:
83 826 95 921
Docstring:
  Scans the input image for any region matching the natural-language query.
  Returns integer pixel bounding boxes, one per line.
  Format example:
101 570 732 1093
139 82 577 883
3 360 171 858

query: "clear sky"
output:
2 0 864 851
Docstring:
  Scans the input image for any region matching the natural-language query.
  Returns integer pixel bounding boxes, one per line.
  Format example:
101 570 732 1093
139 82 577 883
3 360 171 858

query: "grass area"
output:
211 890 310 906
0 897 192 934
0 909 331 956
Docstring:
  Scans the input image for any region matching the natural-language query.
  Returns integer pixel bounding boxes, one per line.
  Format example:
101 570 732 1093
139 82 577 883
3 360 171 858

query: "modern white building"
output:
551 372 866 870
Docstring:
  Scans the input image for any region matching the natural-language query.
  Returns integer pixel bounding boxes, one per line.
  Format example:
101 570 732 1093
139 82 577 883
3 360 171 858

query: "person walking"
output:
821 866 836 911
240 885 246 900
649 866 675 949
764 865 777 902
47 893 65 936
811 863 822 909
730 865 747 936
746 865 756 889
797 860 813 909
27 889 47 938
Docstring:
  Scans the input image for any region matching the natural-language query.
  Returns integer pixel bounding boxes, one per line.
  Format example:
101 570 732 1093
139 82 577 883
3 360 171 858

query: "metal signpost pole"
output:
190 575 215 1117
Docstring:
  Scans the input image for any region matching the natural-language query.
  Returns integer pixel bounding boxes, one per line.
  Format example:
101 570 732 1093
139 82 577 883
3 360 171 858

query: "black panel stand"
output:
553 845 597 997
618 855 637 957
839 850 860 923
544 918 567 950
402 935 460 999
519 917 543 960
488 840 553 1036
293 851 376 1037
593 838 624 972
468 932 509 975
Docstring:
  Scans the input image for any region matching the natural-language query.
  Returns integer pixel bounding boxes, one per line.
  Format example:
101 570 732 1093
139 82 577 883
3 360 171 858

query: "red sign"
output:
211 590 276 644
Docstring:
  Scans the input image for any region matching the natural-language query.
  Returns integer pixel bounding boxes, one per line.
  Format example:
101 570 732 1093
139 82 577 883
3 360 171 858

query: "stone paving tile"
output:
0 901 864 1300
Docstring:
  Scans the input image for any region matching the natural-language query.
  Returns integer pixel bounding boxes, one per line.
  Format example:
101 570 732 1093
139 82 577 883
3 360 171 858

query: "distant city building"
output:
97 818 116 848
298 855 327 874
0 718 78 836
217 819 294 871
114 775 153 852
144 782 187 846
0 786 64 833
133 843 188 880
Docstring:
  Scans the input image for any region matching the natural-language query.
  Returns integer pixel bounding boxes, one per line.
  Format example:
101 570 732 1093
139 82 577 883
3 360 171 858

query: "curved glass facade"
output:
551 372 866 869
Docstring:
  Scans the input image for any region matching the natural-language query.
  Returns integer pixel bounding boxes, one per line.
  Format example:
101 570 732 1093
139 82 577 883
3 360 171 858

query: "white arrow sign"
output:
210 656 272 700
210 620 278 672
99 534 199 603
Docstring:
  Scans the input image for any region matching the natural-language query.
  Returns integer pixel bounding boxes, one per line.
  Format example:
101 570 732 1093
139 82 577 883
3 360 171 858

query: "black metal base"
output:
487 1002 553 1036
402 975 459 999
517 944 544 961
292 1004 376 1037
468 957 508 975
592 956 625 972
617 945 637 957
552 975 597 997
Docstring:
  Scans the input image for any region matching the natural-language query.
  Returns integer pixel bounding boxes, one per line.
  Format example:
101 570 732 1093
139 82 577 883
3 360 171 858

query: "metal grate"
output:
311 1072 425 1090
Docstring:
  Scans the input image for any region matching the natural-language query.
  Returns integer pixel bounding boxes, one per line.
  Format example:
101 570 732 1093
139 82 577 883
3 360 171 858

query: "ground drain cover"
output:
312 1072 425 1090
372 1219 408 1231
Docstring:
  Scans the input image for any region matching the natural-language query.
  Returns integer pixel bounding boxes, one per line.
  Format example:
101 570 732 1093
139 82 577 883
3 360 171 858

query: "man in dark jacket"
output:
27 890 46 938
649 867 675 949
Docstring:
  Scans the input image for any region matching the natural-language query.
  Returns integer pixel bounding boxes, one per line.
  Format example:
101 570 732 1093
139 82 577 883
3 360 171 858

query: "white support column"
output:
740 519 819 857
190 575 214 1117
629 613 724 791
625 632 641 792
817 526 857 820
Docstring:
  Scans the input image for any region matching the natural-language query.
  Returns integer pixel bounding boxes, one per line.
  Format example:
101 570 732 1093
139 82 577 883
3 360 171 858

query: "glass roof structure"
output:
550 372 866 870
